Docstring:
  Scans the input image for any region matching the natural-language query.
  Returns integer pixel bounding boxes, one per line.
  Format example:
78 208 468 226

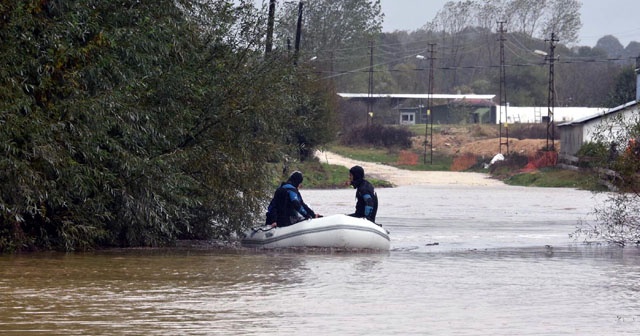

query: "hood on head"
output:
349 165 365 181
287 171 303 187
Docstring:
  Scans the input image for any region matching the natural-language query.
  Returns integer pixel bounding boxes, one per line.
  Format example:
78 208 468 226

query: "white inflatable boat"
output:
241 214 390 250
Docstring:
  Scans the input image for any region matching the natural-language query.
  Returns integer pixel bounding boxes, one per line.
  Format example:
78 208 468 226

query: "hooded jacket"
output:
348 166 378 223
265 171 316 227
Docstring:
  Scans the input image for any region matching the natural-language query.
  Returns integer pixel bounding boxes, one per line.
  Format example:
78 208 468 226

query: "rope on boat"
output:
251 226 274 233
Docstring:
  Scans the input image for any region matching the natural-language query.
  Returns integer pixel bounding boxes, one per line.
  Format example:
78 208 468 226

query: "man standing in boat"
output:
266 171 319 228
348 165 378 224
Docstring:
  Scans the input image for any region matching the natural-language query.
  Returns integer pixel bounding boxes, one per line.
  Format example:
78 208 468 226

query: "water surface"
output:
1 185 639 335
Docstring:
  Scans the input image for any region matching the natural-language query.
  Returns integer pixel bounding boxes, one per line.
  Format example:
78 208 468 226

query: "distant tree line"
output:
288 0 637 129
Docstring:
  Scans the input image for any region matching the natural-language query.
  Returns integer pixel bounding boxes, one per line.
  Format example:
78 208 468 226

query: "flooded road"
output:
1 185 639 335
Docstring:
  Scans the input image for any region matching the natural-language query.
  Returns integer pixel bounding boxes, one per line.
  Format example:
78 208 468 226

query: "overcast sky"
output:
380 0 640 47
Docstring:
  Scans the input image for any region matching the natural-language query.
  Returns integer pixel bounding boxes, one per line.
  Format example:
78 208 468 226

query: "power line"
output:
313 56 633 81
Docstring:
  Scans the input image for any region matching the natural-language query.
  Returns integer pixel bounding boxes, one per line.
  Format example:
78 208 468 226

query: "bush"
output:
341 124 413 149
488 153 529 177
576 141 608 157
509 123 557 140
572 193 640 247
576 142 608 168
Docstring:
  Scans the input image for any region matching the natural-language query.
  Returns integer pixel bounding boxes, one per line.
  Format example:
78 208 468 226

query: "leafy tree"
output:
502 0 582 44
540 0 581 44
501 63 547 106
387 62 416 94
274 0 383 92
430 1 477 90
555 62 617 107
605 66 637 107
287 66 339 161
504 0 547 38
473 0 506 32
278 0 382 55
0 0 332 252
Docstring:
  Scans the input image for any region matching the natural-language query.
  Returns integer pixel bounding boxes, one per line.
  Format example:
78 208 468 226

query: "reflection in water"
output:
1 186 640 335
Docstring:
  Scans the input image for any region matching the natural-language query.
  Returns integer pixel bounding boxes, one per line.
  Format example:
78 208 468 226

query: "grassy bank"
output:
502 168 606 190
275 159 394 190
328 145 453 171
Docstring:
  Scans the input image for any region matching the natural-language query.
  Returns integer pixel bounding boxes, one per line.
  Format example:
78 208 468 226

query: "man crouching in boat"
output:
266 171 320 228
348 165 379 224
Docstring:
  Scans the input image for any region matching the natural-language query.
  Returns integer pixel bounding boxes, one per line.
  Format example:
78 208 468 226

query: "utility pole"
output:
265 0 276 56
416 54 425 123
293 1 304 65
367 40 374 126
636 55 640 102
498 21 509 154
425 43 436 164
546 32 559 151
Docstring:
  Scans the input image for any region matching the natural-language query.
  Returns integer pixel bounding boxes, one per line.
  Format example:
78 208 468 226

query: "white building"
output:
558 101 639 156
558 57 640 156
496 106 607 124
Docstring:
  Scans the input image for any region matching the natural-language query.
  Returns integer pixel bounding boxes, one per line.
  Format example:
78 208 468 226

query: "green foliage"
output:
397 154 454 172
326 145 453 171
575 141 608 168
287 68 339 161
509 123 553 140
576 141 607 157
274 0 383 92
0 1 337 252
327 145 396 163
404 124 445 136
503 65 549 106
340 124 413 148
505 168 602 190
300 161 351 189
282 159 393 189
605 66 637 107
446 102 472 124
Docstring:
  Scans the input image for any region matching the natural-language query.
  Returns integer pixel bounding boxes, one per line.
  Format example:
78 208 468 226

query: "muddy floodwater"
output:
2 185 640 335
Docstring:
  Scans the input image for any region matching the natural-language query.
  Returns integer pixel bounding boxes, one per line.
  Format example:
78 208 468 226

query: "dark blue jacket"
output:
265 183 316 227
349 178 378 223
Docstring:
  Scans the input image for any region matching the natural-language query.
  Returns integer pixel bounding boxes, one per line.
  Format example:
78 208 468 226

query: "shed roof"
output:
558 100 638 127
337 93 496 100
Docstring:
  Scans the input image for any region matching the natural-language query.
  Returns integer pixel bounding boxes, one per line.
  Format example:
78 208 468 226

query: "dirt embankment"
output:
316 125 555 187
412 125 555 158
